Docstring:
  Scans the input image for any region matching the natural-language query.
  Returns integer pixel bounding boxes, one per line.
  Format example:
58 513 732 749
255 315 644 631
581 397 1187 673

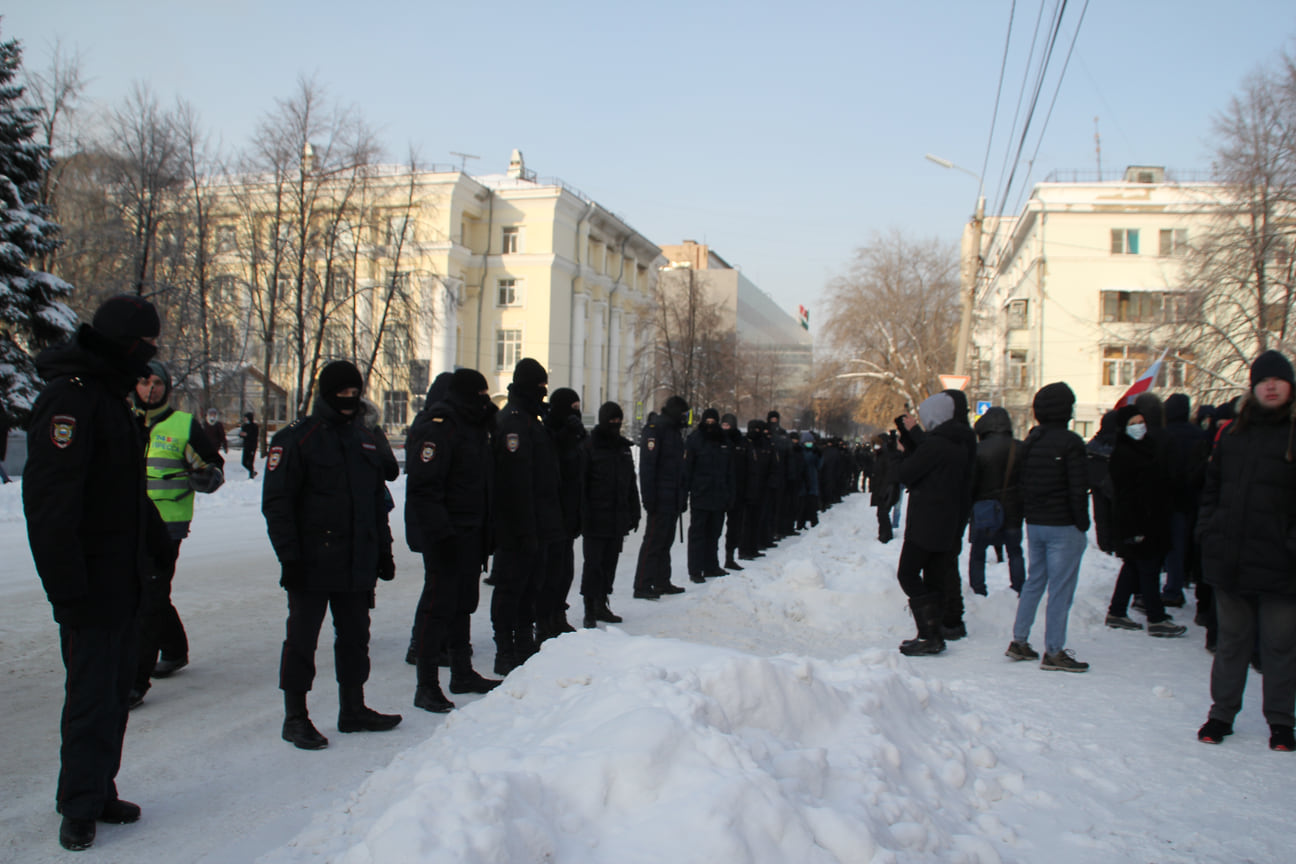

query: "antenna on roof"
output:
450 151 479 173
1094 117 1102 178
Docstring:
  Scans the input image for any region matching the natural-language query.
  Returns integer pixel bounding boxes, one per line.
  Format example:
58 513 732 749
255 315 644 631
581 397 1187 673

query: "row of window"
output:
1000 346 1192 390
1110 228 1187 257
1008 290 1288 330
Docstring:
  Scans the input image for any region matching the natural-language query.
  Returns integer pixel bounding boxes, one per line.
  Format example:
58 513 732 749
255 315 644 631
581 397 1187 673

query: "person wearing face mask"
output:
24 295 169 850
633 395 690 597
797 431 823 529
404 367 501 713
739 419 773 561
262 360 402 750
579 402 640 627
720 413 748 571
1196 350 1296 751
490 358 563 674
540 387 587 638
128 360 225 708
201 409 229 454
684 408 734 582
1104 395 1186 638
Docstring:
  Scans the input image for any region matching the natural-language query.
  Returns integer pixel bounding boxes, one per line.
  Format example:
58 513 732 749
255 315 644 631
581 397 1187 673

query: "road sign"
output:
976 400 992 416
939 374 971 391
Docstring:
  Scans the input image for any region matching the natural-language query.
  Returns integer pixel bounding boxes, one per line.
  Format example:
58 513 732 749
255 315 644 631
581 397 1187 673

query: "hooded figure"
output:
633 395 690 598
1159 392 1210 608
720 412 749 569
540 387 587 639
968 407 1025 595
683 406 733 581
580 401 640 627
1086 409 1122 553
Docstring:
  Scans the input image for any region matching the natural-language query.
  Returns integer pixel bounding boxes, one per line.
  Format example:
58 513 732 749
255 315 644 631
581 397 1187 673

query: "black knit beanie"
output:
93 295 161 345
662 395 689 425
449 368 489 399
513 357 548 388
598 401 623 425
1250 350 1295 388
702 408 719 423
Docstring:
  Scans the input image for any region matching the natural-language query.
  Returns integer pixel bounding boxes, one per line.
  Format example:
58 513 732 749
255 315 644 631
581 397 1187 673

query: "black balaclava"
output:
448 368 491 424
661 395 689 427
135 359 172 410
318 360 364 417
85 294 161 379
510 357 548 414
548 387 581 428
596 401 624 438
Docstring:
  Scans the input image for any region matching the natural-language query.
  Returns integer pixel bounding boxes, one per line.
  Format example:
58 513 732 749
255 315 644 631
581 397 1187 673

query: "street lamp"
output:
925 153 987 379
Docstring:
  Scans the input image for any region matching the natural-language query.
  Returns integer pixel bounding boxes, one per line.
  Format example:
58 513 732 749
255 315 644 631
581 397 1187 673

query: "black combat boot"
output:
899 594 946 656
414 654 454 713
583 596 599 629
724 553 744 571
493 631 518 676
59 816 96 850
337 685 402 732
282 690 328 750
449 647 502 694
596 595 623 624
515 624 539 661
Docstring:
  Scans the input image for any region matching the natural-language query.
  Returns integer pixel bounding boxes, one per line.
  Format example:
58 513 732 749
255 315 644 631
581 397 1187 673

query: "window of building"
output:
409 359 430 396
386 215 409 248
497 278 521 307
1263 302 1288 333
1006 349 1030 388
1102 290 1180 323
1159 228 1188 257
496 328 522 371
216 224 237 253
321 324 348 360
502 226 520 254
1102 345 1193 388
383 390 408 428
328 268 353 299
383 325 410 368
1007 299 1028 330
1111 228 1140 255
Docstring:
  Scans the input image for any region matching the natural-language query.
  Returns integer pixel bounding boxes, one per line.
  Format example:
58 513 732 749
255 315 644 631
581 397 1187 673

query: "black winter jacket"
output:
1109 416 1172 559
581 424 640 538
1198 398 1296 595
545 406 588 539
898 419 976 551
726 428 750 513
1161 401 1209 514
743 430 773 505
640 414 687 513
24 334 162 626
261 399 392 593
404 394 492 553
1019 422 1090 530
493 385 564 550
971 408 1023 526
684 423 734 511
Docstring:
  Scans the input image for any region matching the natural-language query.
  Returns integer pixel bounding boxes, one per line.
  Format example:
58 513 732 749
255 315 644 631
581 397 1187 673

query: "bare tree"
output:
21 38 86 272
821 230 961 424
650 266 737 413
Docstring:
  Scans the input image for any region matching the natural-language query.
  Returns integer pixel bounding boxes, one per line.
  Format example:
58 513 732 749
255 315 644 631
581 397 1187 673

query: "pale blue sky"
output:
10 1 1296 324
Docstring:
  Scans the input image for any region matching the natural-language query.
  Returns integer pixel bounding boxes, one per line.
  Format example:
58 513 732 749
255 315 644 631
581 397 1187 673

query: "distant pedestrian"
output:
202 409 229 453
633 396 689 598
580 402 640 627
239 412 259 479
969 407 1024 596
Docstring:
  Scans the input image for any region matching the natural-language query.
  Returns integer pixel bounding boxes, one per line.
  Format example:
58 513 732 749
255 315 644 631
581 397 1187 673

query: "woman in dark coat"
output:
580 402 640 627
1104 396 1186 637
1196 350 1296 751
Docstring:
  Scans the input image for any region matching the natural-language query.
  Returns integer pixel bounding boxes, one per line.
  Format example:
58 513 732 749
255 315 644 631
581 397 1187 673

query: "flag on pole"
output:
797 304 809 331
1115 348 1168 408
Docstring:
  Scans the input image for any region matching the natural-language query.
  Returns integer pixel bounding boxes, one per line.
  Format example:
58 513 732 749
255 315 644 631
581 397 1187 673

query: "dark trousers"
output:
134 537 187 692
414 528 483 671
634 510 677 592
687 508 725 576
279 589 371 692
241 444 256 477
724 507 743 560
740 499 763 556
797 494 819 529
1091 491 1114 553
1109 555 1169 623
58 620 136 820
581 535 623 598
969 524 1025 594
1163 511 1193 598
540 538 576 620
490 544 545 637
897 542 958 620
1210 587 1296 728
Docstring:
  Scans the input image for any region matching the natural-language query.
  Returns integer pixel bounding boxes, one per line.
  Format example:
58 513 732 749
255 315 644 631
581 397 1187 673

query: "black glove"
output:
378 548 396 581
280 561 306 590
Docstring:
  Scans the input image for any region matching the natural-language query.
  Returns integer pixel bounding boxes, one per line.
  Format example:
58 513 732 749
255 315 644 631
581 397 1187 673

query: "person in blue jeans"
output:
968 407 1024 595
1007 382 1092 671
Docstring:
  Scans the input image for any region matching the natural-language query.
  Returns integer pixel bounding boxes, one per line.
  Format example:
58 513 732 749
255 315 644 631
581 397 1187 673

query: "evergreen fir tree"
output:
0 30 76 427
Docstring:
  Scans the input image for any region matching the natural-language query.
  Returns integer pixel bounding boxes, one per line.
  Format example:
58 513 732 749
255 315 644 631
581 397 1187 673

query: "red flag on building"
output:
1115 348 1168 408
797 304 809 331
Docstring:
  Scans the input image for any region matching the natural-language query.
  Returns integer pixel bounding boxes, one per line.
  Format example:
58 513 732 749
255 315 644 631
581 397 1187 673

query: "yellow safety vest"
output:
146 410 196 524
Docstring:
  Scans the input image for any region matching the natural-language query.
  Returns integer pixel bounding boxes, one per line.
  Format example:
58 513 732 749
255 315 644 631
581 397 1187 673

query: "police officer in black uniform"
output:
540 387 587 639
262 360 401 750
633 395 689 598
24 295 164 851
404 367 500 713
490 357 563 675
684 408 733 582
580 401 640 626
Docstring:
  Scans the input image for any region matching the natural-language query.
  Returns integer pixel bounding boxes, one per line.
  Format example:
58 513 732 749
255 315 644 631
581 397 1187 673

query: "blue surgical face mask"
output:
1126 422 1147 441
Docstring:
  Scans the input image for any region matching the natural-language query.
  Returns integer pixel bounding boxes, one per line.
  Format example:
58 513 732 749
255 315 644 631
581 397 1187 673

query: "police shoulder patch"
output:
50 415 76 449
421 441 436 462
647 438 656 451
267 445 284 471
506 433 519 453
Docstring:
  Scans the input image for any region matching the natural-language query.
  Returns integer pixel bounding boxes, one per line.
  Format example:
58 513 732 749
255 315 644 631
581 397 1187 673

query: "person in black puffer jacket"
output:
1085 410 1120 554
969 407 1024 595
1160 392 1209 607
633 395 689 598
721 413 748 570
1008 382 1091 672
1104 396 1186 637
580 402 640 626
539 387 587 639
739 419 773 560
1196 350 1296 751
684 408 734 581
870 432 903 542
894 391 976 656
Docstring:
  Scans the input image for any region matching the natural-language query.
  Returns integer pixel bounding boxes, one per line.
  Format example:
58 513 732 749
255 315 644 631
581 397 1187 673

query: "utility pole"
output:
954 196 985 377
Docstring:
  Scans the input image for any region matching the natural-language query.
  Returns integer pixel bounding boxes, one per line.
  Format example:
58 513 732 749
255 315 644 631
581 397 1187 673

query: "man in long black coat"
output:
404 367 500 713
262 360 402 750
721 412 748 571
684 408 734 582
580 401 640 626
633 395 689 598
24 295 164 850
490 358 563 673
540 387 587 639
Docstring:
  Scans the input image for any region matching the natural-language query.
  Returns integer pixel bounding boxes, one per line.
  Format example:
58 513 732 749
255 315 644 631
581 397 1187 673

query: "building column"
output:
609 306 623 406
624 317 637 421
589 300 607 407
571 291 588 397
433 278 459 378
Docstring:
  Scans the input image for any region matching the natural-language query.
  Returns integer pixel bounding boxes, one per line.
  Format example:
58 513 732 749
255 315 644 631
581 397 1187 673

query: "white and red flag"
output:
1115 348 1168 408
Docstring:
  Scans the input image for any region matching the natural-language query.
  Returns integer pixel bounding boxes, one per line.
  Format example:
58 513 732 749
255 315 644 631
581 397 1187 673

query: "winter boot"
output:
583 596 599 629
493 631 519 676
596 595 623 624
899 594 946 656
59 816 96 851
282 690 328 750
449 647 502 695
404 636 418 665
724 555 744 571
337 685 402 733
515 624 539 661
414 655 454 713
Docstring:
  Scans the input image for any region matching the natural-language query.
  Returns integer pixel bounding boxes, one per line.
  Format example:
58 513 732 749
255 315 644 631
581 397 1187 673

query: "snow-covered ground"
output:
0 467 1286 863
